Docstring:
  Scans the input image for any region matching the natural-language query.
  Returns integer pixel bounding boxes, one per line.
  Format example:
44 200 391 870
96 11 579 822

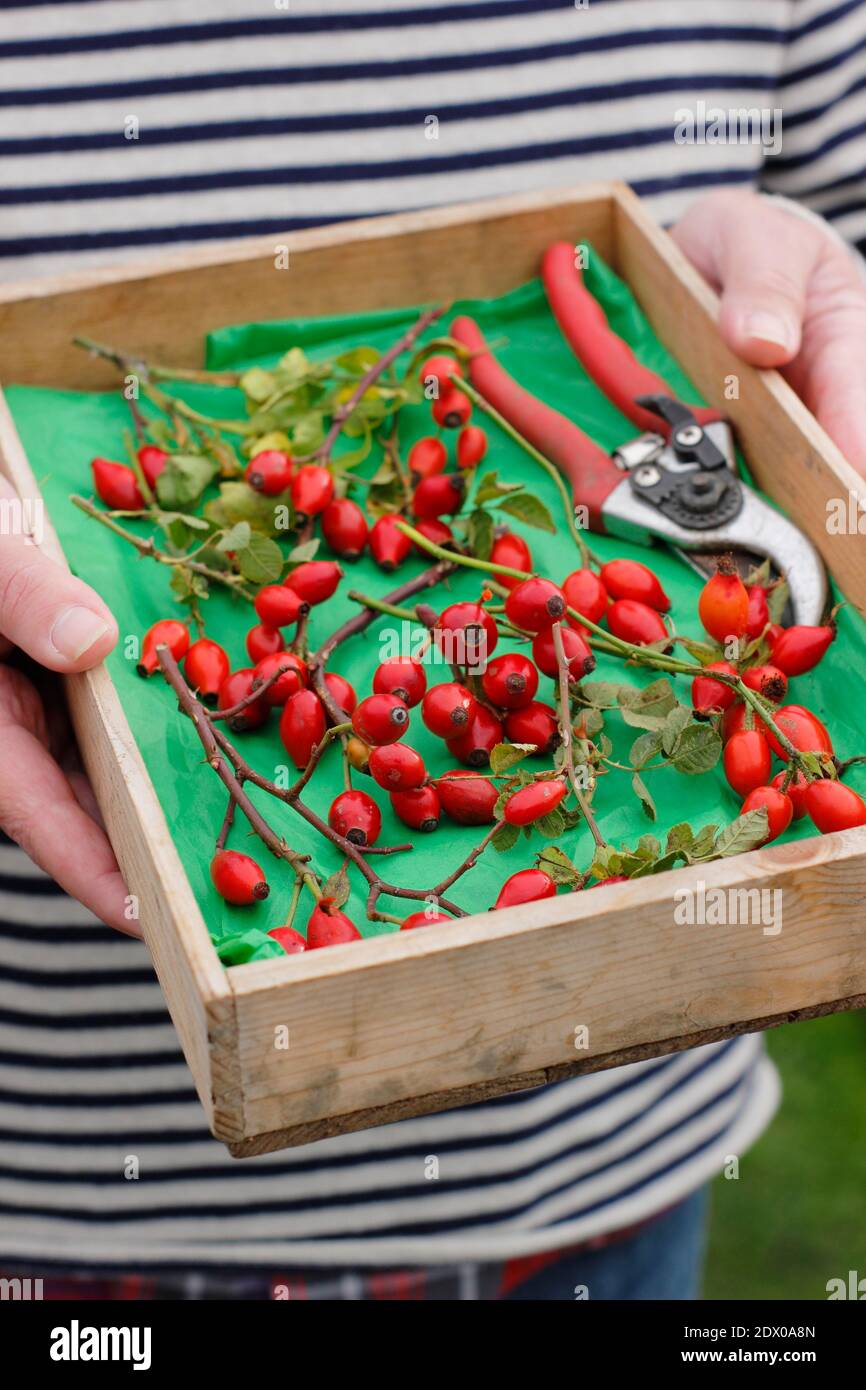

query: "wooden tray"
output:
1 182 865 1158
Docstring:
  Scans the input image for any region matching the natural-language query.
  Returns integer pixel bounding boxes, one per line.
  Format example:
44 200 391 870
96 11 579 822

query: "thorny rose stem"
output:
71 494 256 601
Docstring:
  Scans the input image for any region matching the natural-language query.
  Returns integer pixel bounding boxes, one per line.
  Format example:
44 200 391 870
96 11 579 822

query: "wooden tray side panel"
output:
228 831 866 1150
0 185 614 390
612 187 866 612
0 391 234 1131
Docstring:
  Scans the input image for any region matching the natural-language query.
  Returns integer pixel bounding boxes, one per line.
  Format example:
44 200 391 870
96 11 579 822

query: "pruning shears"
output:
451 241 828 626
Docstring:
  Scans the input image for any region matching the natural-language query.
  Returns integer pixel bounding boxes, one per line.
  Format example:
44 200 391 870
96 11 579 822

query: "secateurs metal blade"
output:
450 242 828 626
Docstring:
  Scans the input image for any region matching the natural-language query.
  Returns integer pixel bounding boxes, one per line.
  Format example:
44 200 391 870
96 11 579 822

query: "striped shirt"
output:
0 0 860 1271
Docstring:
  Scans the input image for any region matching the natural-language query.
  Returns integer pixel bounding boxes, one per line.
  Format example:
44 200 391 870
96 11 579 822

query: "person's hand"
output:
671 189 866 478
0 476 136 934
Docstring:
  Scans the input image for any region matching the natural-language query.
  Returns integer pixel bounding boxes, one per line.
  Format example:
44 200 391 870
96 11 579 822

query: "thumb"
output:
672 191 825 368
0 476 118 671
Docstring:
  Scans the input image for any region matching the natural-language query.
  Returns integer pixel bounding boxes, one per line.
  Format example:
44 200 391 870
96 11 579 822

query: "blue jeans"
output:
503 1186 709 1300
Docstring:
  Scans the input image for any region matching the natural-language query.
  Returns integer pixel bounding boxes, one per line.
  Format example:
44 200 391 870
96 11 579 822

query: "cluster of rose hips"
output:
691 557 863 840
111 349 863 957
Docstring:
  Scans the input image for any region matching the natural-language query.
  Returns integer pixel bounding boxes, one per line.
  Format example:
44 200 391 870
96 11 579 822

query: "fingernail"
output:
741 312 797 352
50 605 112 661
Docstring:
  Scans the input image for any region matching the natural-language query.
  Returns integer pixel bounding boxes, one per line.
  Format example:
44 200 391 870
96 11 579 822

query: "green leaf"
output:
205 480 291 536
490 742 537 775
492 821 521 853
745 558 772 589
331 425 373 473
155 452 218 509
666 822 695 854
240 366 277 403
534 806 567 837
767 579 790 626
579 706 605 737
291 412 325 453
690 823 719 860
712 809 769 857
678 635 723 664
276 346 314 383
335 345 380 375
216 521 252 553
237 533 284 584
474 470 523 504
661 705 693 756
467 507 494 561
322 863 351 908
631 772 657 820
288 537 320 563
496 492 556 533
581 681 626 709
629 730 661 769
671 723 722 775
536 846 582 887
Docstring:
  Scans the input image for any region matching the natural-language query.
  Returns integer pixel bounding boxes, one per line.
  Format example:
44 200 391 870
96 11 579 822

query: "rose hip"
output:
390 784 441 832
422 682 476 737
482 652 538 709
740 786 794 842
607 599 668 647
369 743 427 791
285 560 342 606
563 568 608 626
494 868 556 909
280 688 326 768
324 671 357 715
307 900 362 948
419 354 461 392
290 464 334 518
742 664 788 702
328 789 382 846
246 623 285 664
771 623 835 676
490 532 531 588
505 577 566 632
805 779 866 833
184 637 230 706
138 619 189 676
691 660 738 716
254 584 306 629
746 585 770 639
408 436 447 480
372 658 426 707
723 729 772 797
435 770 498 825
268 925 308 954
771 769 808 819
698 556 749 642
401 910 452 930
431 388 471 429
210 849 269 905
352 693 410 745
92 456 145 510
370 514 412 570
456 425 487 469
218 668 270 731
245 449 293 495
412 474 464 519
600 558 670 612
435 601 498 665
445 704 503 766
138 445 168 488
532 625 594 680
504 780 567 826
413 518 455 551
321 497 369 559
504 701 560 755
765 704 833 761
253 651 307 705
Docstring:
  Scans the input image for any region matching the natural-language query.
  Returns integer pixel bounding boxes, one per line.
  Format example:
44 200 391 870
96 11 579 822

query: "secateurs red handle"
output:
450 314 623 532
540 241 722 436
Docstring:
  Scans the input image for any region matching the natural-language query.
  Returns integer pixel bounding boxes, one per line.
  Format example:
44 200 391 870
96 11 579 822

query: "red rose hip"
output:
505 577 566 632
328 789 382 846
184 637 230 706
390 784 441 832
494 868 557 909
280 688 326 768
352 693 410 745
504 779 567 826
210 849 269 905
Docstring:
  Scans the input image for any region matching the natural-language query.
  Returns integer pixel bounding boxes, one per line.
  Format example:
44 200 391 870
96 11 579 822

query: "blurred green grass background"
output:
705 1011 866 1300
